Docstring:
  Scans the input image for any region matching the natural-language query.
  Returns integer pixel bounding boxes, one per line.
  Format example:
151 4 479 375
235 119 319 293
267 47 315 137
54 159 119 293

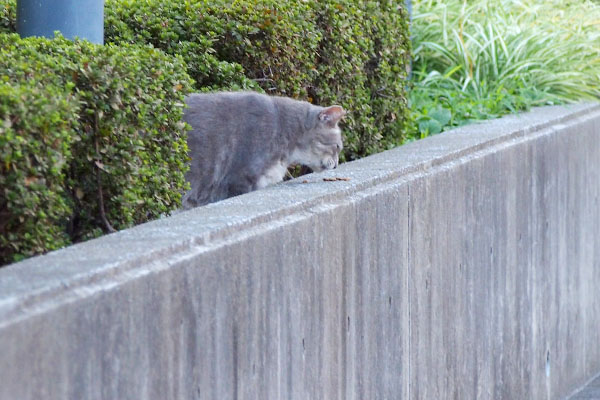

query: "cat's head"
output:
293 105 346 172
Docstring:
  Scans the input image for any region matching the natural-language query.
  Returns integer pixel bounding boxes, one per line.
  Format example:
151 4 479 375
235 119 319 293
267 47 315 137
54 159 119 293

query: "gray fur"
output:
182 91 345 209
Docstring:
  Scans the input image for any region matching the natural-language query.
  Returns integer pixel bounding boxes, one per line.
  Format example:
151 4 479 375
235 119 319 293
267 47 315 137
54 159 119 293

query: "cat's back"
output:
184 91 275 126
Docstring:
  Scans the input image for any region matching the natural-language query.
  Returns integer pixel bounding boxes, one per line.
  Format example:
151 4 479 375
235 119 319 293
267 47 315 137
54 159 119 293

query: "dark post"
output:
16 0 104 44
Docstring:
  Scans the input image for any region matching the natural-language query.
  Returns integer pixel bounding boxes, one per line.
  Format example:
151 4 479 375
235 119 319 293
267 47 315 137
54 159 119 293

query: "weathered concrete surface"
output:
568 372 600 399
0 103 599 399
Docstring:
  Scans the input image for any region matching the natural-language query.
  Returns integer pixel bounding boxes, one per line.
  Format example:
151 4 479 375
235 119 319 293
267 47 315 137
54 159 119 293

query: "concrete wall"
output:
1 103 599 400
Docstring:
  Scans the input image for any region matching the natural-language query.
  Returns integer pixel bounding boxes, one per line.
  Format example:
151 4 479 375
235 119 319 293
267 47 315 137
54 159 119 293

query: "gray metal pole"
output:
16 0 104 44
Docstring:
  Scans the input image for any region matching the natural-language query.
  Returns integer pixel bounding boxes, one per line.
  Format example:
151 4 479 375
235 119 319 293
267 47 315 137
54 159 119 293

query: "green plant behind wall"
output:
0 33 193 264
410 0 600 139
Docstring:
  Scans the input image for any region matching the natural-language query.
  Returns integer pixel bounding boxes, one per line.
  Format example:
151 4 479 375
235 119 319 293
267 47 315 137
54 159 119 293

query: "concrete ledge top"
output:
1 102 599 327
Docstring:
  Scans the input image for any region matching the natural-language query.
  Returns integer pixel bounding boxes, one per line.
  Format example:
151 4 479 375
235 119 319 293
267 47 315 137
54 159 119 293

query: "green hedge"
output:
309 1 412 156
0 0 13 34
103 0 411 160
0 33 192 264
0 0 411 158
0 1 411 159
0 83 78 262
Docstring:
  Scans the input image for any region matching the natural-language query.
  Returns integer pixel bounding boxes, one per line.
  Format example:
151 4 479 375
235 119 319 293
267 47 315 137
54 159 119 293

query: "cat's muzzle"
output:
322 158 338 170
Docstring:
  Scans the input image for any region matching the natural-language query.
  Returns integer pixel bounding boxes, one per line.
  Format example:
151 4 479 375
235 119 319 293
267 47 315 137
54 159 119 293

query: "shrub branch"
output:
94 111 116 234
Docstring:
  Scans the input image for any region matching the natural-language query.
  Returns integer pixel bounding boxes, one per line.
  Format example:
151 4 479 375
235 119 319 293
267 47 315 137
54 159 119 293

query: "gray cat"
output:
182 91 346 209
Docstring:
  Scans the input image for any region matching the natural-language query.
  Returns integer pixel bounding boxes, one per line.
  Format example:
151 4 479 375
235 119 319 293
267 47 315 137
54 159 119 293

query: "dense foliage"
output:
102 0 412 159
0 33 192 264
1 0 412 160
410 0 600 139
0 83 78 261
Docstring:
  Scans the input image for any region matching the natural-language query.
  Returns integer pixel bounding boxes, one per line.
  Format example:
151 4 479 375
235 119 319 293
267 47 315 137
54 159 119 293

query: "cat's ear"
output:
318 106 346 126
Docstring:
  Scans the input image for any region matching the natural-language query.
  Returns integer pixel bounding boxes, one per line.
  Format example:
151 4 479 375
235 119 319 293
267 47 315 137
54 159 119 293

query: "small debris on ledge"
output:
323 177 351 182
